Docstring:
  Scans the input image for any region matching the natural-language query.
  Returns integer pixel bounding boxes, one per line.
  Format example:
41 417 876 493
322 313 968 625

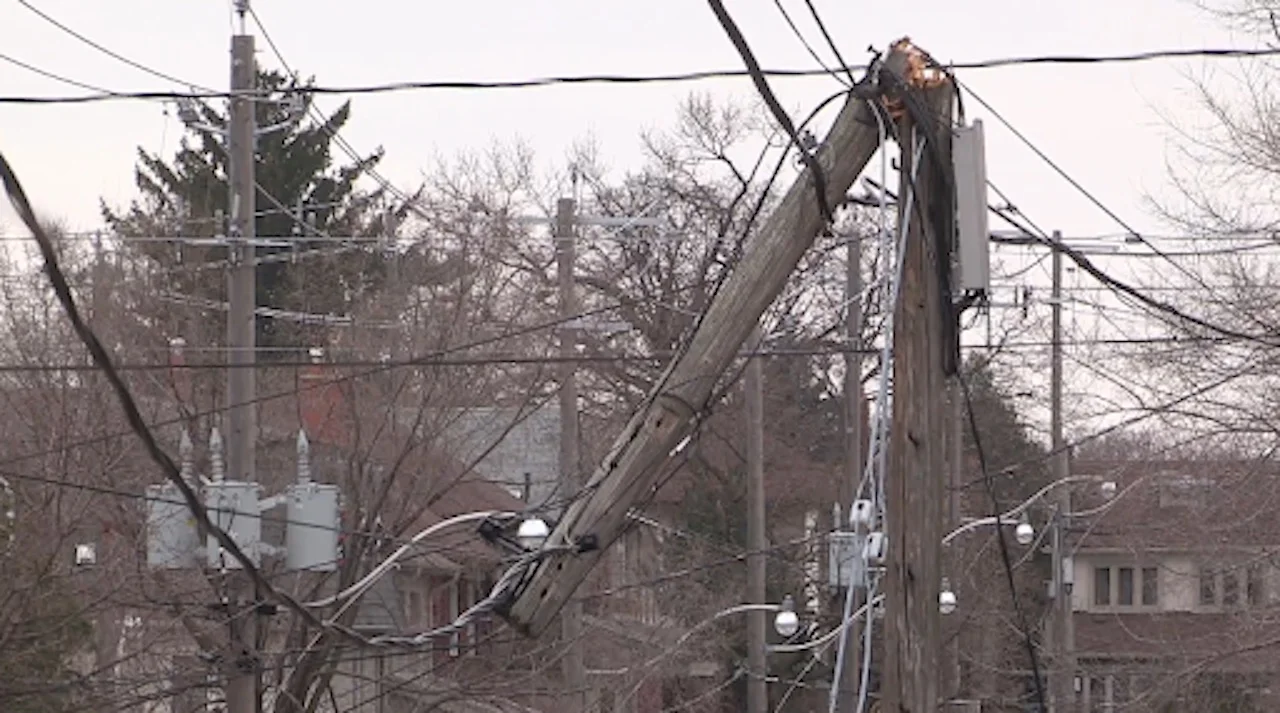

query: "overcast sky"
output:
0 0 1249 237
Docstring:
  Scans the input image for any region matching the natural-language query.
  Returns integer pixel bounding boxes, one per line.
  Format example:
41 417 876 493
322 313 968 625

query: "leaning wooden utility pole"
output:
882 54 955 713
500 44 914 638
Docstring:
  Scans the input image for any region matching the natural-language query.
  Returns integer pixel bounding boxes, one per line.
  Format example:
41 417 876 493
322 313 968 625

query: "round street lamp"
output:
517 517 550 550
1014 520 1035 546
774 594 800 637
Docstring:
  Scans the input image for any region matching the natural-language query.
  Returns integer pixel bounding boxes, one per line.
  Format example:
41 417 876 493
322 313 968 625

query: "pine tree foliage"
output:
101 69 412 351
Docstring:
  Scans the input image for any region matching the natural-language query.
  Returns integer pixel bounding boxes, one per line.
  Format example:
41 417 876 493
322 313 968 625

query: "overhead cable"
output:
3 46 1279 105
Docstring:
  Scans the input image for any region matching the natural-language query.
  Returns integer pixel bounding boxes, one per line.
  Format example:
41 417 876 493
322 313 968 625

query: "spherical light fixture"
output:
1100 480 1118 500
774 594 800 637
517 518 550 550
1015 520 1035 546
939 578 957 615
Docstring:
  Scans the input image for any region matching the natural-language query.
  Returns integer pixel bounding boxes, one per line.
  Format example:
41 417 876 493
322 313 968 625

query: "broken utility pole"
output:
499 44 917 637
882 48 956 713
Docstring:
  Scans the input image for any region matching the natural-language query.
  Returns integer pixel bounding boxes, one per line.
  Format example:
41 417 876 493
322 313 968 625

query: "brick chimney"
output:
299 347 351 446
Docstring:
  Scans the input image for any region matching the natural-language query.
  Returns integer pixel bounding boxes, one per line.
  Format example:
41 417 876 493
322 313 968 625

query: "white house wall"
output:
1071 553 1200 612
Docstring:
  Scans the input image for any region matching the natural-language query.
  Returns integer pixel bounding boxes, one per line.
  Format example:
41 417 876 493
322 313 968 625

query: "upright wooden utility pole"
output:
556 197 587 712
746 325 767 713
882 66 954 713
226 5 259 712
834 230 865 713
1049 235 1075 713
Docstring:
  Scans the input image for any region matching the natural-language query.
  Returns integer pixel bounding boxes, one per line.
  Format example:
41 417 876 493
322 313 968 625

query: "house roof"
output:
1070 459 1280 551
352 568 407 633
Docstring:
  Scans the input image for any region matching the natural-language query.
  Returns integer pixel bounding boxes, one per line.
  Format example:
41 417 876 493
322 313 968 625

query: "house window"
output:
1200 567 1217 606
1094 567 1111 606
1200 565 1267 608
1142 567 1158 606
1248 564 1265 606
1223 570 1241 606
1118 567 1135 606
1091 565 1159 609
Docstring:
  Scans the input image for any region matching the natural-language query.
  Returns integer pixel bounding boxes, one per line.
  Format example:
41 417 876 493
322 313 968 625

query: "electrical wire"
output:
1 147 547 655
800 0 857 86
6 46 1276 104
965 85 1274 339
958 367 1049 711
0 148 333 637
245 6 423 217
0 50 117 94
986 185 1280 350
769 0 848 86
14 0 203 89
304 511 504 609
706 0 834 223
0 268 728 472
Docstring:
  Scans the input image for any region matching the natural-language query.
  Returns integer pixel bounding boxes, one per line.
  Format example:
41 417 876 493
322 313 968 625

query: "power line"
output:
768 0 847 86
245 5 424 216
14 0 204 90
800 0 857 87
0 144 340 643
706 0 834 223
0 50 116 94
6 0 412 252
0 267 728 471
963 83 1239 310
958 367 1049 711
0 336 1249 375
4 46 1280 105
985 191 1280 350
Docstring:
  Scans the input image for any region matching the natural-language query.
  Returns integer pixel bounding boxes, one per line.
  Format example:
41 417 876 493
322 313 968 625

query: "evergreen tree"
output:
102 69 410 351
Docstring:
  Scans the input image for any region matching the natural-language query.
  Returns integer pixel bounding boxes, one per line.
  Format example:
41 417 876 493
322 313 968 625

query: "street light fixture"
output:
774 595 800 637
1014 517 1035 546
517 517 550 550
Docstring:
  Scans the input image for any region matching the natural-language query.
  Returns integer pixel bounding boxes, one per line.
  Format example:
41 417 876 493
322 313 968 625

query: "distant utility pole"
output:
882 71 954 712
834 231 864 713
225 4 259 712
745 324 767 713
1049 234 1075 713
556 196 587 713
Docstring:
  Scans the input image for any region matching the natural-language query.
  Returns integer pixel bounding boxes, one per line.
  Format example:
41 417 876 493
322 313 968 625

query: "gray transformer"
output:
145 483 201 569
286 482 339 571
205 480 263 569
